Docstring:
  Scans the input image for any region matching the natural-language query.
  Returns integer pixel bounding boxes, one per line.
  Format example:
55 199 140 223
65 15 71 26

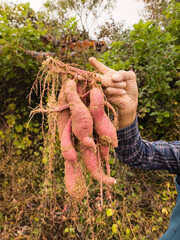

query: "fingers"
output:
101 76 126 88
105 87 126 96
112 71 136 82
89 57 111 74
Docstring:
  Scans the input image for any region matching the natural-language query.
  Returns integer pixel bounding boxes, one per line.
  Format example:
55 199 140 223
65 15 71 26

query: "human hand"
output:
89 57 138 128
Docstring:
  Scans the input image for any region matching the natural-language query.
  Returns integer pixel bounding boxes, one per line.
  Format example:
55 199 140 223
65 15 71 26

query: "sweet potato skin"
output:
57 84 70 138
64 161 86 201
65 80 96 151
77 81 88 105
80 144 116 185
89 87 118 147
61 118 77 162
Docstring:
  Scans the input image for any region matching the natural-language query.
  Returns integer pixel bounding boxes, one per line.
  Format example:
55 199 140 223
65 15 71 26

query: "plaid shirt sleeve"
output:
115 117 180 175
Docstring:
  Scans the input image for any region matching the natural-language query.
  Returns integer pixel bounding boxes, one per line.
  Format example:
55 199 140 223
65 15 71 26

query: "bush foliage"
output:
0 1 179 240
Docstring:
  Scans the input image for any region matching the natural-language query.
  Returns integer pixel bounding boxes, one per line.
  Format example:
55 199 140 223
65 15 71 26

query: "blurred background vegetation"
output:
0 0 179 239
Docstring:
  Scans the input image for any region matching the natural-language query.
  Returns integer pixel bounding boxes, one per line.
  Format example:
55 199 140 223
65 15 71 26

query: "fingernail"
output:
122 89 126 94
112 73 120 80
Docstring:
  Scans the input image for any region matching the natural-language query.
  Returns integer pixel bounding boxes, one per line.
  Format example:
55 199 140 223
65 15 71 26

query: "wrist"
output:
117 109 137 129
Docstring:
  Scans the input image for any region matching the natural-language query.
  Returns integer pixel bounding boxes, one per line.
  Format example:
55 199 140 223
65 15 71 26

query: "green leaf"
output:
15 125 23 133
112 224 117 234
106 208 113 217
8 87 16 93
34 151 39 157
6 54 11 61
163 112 170 118
34 217 39 222
126 228 131 235
175 80 180 86
42 157 48 164
70 227 75 233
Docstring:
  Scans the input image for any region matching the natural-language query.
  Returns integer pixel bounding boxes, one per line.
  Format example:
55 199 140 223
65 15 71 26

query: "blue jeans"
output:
159 177 180 240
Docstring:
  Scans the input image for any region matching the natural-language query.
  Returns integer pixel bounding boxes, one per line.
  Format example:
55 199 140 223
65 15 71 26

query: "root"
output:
104 101 118 128
29 57 100 118
32 104 69 114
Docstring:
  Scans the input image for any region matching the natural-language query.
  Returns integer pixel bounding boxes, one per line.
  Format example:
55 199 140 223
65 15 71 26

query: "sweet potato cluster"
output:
30 58 118 202
58 79 118 201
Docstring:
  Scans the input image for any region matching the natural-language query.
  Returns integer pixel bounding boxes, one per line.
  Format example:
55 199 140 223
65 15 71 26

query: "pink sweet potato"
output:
64 161 86 201
57 83 70 139
80 144 116 185
65 79 96 151
61 118 77 162
89 87 118 147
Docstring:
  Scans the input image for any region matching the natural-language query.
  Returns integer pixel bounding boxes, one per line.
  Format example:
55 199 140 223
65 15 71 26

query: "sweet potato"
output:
61 118 77 162
89 87 118 147
64 161 86 201
80 144 116 185
57 83 70 139
65 79 96 151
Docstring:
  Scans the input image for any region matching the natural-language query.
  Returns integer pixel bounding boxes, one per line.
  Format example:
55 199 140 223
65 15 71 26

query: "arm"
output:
89 57 180 173
115 116 180 174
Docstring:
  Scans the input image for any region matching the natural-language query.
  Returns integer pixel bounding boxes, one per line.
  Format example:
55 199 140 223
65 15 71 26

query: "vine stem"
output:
34 104 69 113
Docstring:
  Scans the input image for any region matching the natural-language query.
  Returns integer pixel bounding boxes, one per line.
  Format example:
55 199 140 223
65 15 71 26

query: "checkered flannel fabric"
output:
115 117 180 175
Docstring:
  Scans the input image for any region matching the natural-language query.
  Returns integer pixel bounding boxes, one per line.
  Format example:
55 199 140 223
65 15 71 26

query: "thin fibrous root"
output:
104 101 118 128
32 104 69 114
